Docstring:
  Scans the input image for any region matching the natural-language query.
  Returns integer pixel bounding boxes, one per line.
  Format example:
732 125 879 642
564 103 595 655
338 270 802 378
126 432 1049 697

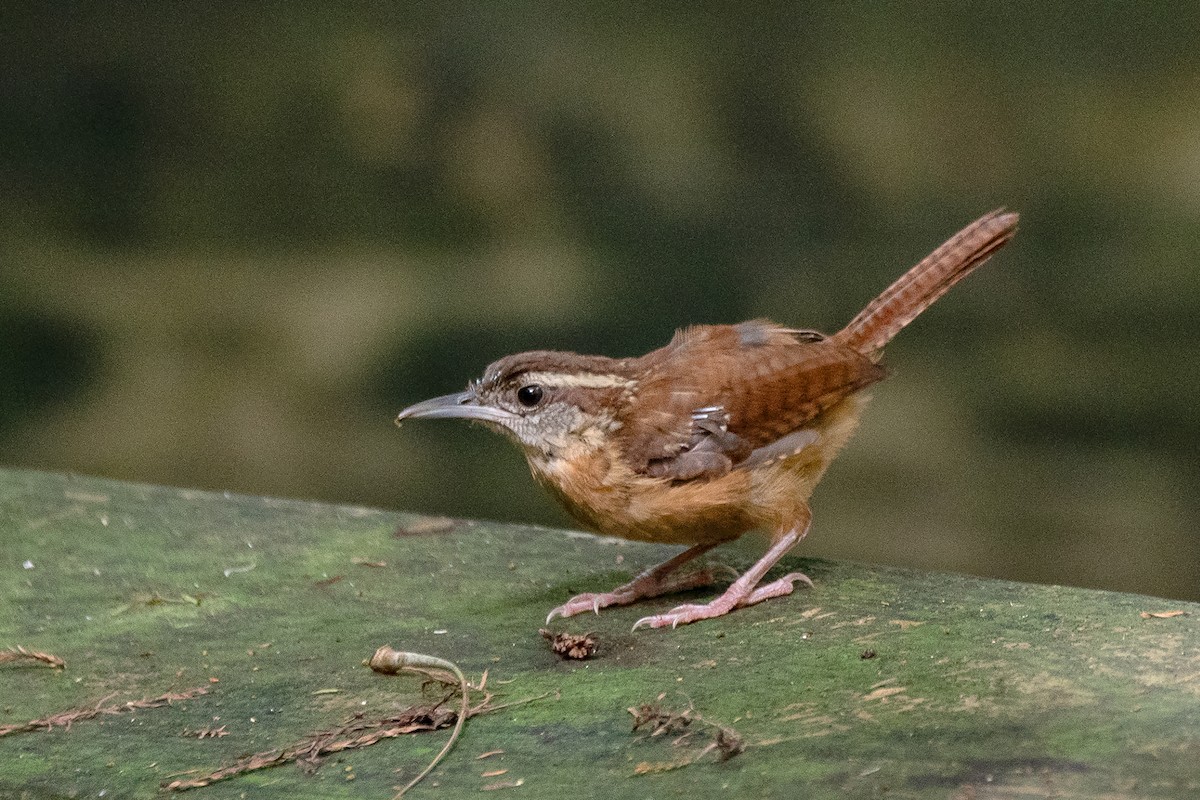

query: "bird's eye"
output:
516 384 544 408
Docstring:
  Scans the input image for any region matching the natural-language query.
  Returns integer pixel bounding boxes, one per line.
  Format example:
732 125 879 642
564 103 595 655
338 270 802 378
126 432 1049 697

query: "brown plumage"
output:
619 323 885 475
396 209 1020 629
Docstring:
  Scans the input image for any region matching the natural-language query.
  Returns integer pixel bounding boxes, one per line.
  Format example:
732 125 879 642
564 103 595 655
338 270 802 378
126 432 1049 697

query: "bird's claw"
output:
632 604 716 631
544 565 729 624
545 593 606 623
630 571 813 630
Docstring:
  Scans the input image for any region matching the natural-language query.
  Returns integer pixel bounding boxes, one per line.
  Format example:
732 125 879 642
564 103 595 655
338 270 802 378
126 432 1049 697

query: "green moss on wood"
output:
2 468 1197 798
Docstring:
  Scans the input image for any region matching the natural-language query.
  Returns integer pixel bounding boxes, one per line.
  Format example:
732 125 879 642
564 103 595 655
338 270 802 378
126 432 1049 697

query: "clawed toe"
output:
631 569 814 630
632 603 720 630
546 594 605 622
543 533 813 631
544 561 730 623
743 571 812 605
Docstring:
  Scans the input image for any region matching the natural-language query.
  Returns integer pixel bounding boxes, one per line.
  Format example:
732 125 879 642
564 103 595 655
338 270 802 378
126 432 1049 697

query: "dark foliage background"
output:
2 3 1197 600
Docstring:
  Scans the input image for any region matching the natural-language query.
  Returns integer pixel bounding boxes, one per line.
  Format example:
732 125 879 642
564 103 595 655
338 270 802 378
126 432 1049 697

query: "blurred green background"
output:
2 3 1197 601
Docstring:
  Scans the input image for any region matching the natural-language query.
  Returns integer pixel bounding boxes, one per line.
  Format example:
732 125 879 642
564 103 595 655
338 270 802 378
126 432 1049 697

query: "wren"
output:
397 210 1019 629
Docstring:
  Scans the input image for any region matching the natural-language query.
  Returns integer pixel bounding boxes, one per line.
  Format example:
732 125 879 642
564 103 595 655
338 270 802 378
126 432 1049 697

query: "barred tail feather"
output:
833 210 1019 355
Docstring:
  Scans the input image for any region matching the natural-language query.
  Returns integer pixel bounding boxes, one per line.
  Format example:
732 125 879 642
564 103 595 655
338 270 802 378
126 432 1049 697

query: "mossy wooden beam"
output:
2 468 1197 798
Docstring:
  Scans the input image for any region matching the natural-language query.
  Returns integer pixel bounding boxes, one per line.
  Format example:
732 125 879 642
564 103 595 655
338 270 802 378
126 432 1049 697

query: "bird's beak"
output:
395 390 516 426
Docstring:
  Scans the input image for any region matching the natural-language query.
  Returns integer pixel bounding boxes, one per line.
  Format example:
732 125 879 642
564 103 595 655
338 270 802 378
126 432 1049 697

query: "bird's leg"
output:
632 506 813 630
546 541 726 622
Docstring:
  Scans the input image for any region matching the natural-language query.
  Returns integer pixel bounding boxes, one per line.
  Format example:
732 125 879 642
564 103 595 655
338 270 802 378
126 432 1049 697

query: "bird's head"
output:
396 350 635 462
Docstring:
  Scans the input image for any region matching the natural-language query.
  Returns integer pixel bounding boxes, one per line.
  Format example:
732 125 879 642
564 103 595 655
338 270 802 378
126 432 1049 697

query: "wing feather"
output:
616 322 884 479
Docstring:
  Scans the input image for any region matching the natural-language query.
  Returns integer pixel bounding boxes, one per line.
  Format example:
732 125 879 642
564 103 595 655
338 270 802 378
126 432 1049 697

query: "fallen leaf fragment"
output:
889 619 925 630
481 778 524 790
481 769 508 777
1140 610 1187 619
475 750 505 760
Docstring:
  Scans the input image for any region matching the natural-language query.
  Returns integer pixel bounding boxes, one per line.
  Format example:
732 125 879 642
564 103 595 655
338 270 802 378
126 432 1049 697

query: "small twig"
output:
477 690 557 715
367 646 469 799
0 645 65 669
0 687 207 738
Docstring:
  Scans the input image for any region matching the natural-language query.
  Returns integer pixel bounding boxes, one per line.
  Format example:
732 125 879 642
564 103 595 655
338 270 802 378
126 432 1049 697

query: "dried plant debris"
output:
481 778 524 790
181 725 228 739
110 592 208 615
0 687 208 738
710 726 746 760
540 629 598 660
629 703 695 736
367 646 470 799
169 646 552 796
165 704 460 790
628 699 745 772
1140 610 1187 619
0 645 65 669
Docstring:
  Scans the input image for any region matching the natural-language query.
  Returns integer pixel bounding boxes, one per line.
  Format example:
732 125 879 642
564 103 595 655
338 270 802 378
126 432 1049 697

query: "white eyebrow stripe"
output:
522 372 635 389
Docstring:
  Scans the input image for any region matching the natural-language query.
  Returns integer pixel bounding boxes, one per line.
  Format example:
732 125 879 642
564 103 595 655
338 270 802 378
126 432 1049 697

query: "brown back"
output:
615 322 885 472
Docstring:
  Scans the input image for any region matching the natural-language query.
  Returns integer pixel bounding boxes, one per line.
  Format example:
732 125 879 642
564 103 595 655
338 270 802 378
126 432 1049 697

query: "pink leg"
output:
545 542 725 623
632 507 813 630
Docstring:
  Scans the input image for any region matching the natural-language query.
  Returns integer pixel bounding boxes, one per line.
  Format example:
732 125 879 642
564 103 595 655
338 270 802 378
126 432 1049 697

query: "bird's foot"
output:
631 570 812 630
744 571 813 604
545 566 733 623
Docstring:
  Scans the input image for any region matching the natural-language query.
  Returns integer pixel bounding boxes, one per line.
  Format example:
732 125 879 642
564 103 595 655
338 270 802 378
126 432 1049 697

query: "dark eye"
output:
516 384 544 408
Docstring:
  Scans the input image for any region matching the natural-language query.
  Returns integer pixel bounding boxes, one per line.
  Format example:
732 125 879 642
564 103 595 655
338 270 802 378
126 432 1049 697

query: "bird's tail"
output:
832 209 1019 355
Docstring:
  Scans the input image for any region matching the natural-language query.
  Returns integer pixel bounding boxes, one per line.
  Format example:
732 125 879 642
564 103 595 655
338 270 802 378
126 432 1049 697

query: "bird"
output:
396 209 1019 629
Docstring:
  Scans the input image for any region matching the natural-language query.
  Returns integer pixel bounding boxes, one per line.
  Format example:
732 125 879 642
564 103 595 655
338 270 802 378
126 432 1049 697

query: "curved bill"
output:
395 390 516 426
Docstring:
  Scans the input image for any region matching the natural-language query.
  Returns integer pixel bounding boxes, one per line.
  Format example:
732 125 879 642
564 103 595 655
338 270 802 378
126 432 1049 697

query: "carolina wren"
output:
397 210 1019 629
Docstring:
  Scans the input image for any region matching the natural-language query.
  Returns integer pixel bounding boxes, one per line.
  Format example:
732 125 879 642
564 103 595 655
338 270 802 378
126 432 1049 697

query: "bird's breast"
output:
525 393 871 545
527 446 758 545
